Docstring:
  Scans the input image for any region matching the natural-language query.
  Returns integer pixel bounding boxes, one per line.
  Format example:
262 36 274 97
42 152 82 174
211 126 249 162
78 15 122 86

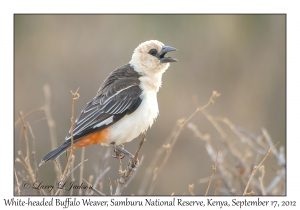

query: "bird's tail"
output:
39 141 71 166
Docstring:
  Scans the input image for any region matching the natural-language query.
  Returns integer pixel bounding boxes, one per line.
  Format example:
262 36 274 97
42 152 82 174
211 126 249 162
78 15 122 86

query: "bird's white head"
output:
130 40 178 76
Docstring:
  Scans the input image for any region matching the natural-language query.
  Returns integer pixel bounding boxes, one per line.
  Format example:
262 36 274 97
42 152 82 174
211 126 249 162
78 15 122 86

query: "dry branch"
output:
54 88 80 195
214 180 221 195
82 178 105 196
114 132 146 195
79 147 85 195
202 112 247 171
147 91 220 195
16 112 47 195
189 184 195 196
243 142 280 195
205 148 218 196
14 167 21 196
26 122 39 183
258 165 266 195
14 107 44 126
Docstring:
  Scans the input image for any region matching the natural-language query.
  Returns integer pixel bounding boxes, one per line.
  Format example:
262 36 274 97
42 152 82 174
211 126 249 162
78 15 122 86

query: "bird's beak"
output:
157 46 178 63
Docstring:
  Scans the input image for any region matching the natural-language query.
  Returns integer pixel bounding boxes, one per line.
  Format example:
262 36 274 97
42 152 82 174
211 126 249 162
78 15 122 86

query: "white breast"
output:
105 75 160 146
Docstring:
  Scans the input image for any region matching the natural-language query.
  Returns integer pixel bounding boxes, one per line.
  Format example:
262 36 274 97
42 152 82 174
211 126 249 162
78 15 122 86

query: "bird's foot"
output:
111 143 134 160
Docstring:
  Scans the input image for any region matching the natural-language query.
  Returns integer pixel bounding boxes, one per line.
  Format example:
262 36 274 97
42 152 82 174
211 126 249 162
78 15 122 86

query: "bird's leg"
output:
111 143 135 160
112 144 125 159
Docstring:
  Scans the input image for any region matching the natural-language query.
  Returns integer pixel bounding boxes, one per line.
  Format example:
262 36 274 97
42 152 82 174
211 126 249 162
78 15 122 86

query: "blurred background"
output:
14 15 285 195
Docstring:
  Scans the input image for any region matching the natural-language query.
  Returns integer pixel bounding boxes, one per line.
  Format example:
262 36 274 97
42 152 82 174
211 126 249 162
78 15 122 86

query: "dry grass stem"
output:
14 106 44 126
43 84 62 179
14 168 21 196
221 118 267 155
243 142 280 195
26 122 39 180
187 122 233 193
203 112 246 170
54 160 62 178
262 128 285 166
189 184 195 195
108 178 113 195
214 180 221 195
82 178 105 196
55 158 88 195
70 155 75 196
16 111 47 196
93 148 111 193
17 113 35 183
79 147 85 195
205 148 219 196
18 128 24 159
43 84 58 150
15 87 284 196
199 174 222 184
259 165 266 195
187 123 228 180
55 88 80 195
147 91 220 195
245 191 255 196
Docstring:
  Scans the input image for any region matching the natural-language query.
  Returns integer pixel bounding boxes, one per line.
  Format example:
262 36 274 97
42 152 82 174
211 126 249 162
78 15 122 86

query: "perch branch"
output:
114 132 146 195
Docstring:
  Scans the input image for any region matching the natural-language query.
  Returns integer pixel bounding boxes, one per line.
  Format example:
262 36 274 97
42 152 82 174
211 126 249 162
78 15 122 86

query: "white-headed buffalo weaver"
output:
40 40 177 165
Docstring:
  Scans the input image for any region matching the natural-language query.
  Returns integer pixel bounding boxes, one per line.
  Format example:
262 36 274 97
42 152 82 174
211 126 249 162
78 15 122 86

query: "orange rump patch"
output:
68 128 109 150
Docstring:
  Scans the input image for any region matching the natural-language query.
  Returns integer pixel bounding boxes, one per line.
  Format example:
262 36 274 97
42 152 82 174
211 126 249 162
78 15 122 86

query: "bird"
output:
40 40 178 166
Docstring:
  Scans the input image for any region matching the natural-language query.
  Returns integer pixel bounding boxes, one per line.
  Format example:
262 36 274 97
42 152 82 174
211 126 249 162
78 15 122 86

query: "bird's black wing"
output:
65 64 142 142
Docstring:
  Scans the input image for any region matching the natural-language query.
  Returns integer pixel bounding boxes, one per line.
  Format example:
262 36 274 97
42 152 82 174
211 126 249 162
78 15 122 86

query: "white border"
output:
2 0 299 209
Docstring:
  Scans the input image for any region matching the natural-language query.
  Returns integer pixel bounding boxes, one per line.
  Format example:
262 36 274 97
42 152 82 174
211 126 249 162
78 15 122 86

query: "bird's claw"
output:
111 143 134 160
113 149 125 159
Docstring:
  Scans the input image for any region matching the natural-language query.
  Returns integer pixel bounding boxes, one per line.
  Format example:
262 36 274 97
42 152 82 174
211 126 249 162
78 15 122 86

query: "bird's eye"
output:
148 49 158 56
